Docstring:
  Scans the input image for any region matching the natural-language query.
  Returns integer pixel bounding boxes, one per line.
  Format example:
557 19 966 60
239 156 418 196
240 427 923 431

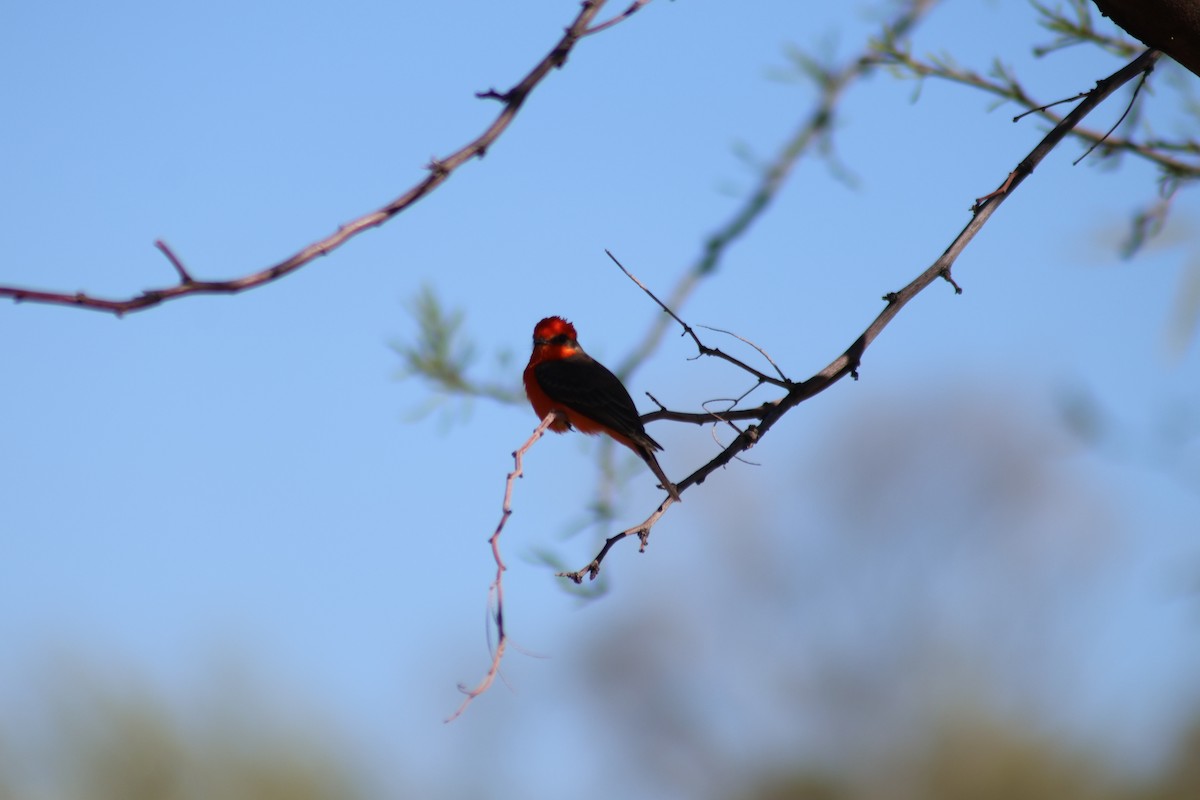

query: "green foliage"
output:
396 285 476 396
393 285 522 420
1031 0 1141 57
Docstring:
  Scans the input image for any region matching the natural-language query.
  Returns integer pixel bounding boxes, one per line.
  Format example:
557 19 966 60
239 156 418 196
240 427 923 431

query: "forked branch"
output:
560 48 1162 582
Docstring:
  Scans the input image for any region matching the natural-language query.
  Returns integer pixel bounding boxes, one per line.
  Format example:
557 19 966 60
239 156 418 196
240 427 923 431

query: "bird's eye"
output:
551 334 572 345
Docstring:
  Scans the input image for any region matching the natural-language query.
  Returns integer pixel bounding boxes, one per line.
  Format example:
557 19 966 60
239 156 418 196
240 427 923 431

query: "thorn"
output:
475 88 509 102
940 268 963 294
155 239 195 283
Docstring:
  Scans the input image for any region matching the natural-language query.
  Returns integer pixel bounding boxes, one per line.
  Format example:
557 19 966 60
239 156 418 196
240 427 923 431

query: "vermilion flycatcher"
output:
523 316 682 502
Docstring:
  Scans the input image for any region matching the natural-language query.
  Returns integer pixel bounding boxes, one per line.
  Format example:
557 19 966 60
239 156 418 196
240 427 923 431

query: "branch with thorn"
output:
558 47 1163 583
446 410 559 723
447 34 1165 720
0 0 650 317
434 6 1163 718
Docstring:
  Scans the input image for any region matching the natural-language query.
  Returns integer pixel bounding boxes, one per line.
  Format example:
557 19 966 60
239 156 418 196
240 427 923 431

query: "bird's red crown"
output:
532 316 577 344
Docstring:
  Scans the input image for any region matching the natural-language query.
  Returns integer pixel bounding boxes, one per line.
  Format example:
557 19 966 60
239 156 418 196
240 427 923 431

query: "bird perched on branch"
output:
523 316 682 502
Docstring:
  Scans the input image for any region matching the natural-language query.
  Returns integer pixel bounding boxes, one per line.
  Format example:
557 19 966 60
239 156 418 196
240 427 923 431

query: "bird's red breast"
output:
524 316 581 434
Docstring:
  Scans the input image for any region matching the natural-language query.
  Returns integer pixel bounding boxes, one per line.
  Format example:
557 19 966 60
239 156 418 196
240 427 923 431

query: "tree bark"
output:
1092 0 1200 78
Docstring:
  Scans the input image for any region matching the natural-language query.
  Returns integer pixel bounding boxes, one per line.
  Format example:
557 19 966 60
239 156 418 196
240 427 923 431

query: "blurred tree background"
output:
1 388 1197 798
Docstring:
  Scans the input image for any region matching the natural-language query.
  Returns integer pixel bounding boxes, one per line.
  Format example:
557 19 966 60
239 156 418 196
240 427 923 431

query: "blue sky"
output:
2 1 1198 797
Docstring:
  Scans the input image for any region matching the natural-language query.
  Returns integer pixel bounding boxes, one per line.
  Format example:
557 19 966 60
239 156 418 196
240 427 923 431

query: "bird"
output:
523 316 682 502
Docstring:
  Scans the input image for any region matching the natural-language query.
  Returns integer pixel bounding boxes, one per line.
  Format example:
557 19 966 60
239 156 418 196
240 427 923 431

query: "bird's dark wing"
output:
533 354 661 451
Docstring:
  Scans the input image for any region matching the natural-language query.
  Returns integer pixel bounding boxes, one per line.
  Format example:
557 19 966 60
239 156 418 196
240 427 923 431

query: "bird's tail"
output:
641 448 682 503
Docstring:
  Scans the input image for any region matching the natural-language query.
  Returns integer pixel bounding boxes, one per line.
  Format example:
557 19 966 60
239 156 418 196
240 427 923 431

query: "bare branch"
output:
447 411 559 722
2 0 644 317
641 402 777 426
563 49 1163 581
557 499 670 583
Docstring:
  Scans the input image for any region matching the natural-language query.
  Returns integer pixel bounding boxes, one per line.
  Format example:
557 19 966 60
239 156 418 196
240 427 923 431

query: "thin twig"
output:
1 1 644 317
606 250 792 389
446 411 558 722
1013 91 1088 121
697 324 789 382
1072 64 1153 165
604 249 689 336
154 240 194 283
557 501 670 583
878 48 1198 179
584 0 652 36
